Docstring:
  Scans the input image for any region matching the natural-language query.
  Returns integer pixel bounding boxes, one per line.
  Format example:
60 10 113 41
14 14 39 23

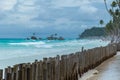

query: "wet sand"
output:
87 52 120 80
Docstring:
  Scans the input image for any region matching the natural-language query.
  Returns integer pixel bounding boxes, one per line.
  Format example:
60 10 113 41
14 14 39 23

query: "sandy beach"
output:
85 52 120 80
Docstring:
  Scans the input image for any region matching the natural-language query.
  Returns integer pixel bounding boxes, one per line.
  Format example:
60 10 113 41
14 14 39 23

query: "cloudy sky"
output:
0 0 112 38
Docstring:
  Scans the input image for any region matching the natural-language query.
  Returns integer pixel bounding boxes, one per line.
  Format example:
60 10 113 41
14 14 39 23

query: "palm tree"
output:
99 20 104 27
111 1 117 7
54 33 57 36
33 33 35 36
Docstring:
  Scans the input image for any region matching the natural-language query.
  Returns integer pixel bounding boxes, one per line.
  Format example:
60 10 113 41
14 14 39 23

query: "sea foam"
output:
9 41 46 46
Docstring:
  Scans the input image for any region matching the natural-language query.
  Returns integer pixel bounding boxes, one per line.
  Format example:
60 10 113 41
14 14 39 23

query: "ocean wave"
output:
35 45 53 48
8 39 109 49
8 41 54 48
9 41 46 46
52 40 103 46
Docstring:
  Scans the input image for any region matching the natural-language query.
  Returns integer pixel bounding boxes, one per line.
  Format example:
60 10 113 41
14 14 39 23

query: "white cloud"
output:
80 25 89 29
0 0 110 29
80 5 97 13
0 0 40 26
0 0 17 11
52 0 88 8
51 0 98 14
54 18 71 25
52 0 80 8
17 5 37 14
22 0 36 6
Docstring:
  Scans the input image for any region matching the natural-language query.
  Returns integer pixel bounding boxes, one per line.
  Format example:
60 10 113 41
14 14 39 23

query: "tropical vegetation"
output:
79 27 106 39
104 0 120 43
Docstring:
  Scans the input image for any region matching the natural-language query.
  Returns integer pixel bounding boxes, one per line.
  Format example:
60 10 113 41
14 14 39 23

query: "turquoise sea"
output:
0 39 109 69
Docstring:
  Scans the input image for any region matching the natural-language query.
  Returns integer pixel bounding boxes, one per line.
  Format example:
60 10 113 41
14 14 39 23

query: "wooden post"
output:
0 69 3 80
55 55 60 80
43 58 47 80
26 63 31 80
81 47 84 52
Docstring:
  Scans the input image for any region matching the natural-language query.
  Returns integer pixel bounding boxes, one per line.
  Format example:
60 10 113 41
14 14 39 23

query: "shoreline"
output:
79 69 99 80
82 52 120 80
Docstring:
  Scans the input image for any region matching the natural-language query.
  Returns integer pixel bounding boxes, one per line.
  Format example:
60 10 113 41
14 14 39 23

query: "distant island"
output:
79 27 106 39
46 34 65 40
27 33 65 40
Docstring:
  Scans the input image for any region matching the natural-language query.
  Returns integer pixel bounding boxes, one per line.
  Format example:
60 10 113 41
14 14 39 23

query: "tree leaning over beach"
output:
104 0 120 43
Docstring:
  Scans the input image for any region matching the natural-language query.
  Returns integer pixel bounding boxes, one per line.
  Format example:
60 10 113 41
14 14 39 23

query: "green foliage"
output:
100 20 104 25
105 20 113 34
104 0 120 43
111 1 117 7
79 27 106 38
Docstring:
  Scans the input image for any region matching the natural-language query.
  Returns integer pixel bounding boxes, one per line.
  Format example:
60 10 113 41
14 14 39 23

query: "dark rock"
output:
47 35 65 40
58 36 64 40
26 38 30 40
39 38 42 40
31 36 38 40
